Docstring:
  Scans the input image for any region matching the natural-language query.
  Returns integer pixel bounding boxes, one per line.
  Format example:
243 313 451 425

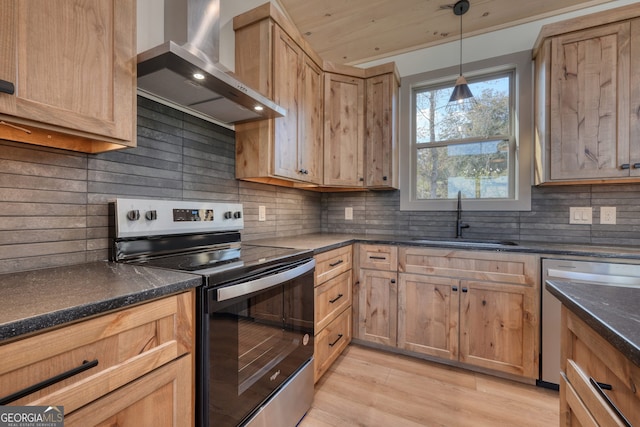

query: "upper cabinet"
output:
533 4 640 184
233 3 399 191
323 72 365 187
0 0 137 153
234 5 324 186
365 68 399 189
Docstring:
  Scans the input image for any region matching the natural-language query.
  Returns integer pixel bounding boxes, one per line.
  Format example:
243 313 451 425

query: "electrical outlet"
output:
345 207 353 220
569 207 592 224
600 206 616 225
258 205 266 222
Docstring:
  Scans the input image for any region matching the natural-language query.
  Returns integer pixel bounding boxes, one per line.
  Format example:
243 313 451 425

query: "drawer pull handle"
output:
329 334 344 347
634 163 640 169
452 286 458 292
589 377 632 427
621 163 630 170
329 259 344 267
0 359 99 405
369 256 386 260
329 293 344 304
462 287 468 293
0 79 14 95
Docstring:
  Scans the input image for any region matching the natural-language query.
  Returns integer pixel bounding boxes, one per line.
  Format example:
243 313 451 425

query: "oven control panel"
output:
114 198 243 238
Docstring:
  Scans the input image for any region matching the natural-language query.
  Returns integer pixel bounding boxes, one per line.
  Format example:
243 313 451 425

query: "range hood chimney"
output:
137 0 285 124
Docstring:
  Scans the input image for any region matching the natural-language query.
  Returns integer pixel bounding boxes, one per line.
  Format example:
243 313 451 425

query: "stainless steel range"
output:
111 198 315 427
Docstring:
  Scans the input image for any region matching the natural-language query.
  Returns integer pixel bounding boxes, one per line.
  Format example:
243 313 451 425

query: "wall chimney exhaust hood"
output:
137 0 285 125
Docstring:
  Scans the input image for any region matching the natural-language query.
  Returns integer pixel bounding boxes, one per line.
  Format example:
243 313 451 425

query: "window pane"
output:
415 75 510 143
416 140 510 200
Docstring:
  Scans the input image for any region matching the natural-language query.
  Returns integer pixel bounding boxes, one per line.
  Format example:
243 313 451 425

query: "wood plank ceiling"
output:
274 0 615 65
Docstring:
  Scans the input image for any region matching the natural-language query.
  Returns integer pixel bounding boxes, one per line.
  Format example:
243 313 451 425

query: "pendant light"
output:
448 0 474 105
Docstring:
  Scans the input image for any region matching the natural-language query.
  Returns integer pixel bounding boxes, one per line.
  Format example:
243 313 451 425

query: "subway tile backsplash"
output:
1 97 639 274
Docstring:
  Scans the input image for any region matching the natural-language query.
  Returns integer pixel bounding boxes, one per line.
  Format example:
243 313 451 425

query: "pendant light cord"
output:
459 11 463 77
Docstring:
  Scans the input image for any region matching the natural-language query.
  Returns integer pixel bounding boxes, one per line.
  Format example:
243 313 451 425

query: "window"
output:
400 51 532 211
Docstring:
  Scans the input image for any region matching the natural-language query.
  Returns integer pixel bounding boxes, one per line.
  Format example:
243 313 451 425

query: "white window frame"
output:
399 50 532 211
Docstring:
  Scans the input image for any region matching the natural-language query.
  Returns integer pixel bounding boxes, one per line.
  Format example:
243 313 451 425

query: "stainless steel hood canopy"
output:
137 0 285 124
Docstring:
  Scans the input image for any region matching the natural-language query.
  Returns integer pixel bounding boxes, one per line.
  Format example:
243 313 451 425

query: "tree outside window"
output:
413 72 513 201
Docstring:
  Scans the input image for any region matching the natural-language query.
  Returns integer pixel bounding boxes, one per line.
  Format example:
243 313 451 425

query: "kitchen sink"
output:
411 238 519 247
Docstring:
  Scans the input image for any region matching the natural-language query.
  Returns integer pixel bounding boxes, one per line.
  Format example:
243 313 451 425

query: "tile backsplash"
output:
1 97 639 274
0 97 322 274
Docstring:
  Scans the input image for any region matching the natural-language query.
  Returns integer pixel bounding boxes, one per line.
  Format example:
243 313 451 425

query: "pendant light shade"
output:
448 0 474 104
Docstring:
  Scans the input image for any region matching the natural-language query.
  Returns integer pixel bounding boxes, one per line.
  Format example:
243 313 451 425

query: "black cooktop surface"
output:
130 244 312 285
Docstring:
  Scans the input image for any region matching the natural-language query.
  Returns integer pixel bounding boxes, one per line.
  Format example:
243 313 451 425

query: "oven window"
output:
206 270 314 427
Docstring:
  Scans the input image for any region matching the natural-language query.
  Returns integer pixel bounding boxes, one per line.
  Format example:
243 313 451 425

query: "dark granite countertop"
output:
247 232 640 260
545 280 640 367
0 261 202 343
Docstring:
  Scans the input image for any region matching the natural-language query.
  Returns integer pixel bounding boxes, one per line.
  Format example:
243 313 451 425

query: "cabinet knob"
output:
390 279 396 284
0 80 15 95
452 286 458 292
382 176 388 181
462 287 468 293
633 163 640 169
359 177 364 182
621 164 630 170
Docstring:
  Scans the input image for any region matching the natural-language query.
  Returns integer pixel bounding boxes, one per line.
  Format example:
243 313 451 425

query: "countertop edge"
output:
545 281 640 368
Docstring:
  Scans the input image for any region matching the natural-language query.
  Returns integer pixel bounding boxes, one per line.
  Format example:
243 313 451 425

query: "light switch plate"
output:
345 207 353 220
600 206 616 225
569 207 592 224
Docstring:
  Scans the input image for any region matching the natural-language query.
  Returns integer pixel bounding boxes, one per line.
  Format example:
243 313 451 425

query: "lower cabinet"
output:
560 306 639 426
314 246 353 382
354 244 540 380
0 291 194 426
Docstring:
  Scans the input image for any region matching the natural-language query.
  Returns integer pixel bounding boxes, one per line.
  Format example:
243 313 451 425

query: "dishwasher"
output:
540 258 640 388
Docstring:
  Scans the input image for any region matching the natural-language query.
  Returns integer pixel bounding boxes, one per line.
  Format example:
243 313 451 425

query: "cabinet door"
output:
459 280 537 379
64 356 193 427
630 19 640 177
273 25 300 180
357 269 397 346
550 22 630 180
324 73 364 186
299 54 324 184
365 73 398 188
398 273 459 360
0 0 135 148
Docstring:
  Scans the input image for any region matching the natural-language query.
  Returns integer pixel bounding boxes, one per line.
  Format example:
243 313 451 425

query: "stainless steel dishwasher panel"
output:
540 258 640 387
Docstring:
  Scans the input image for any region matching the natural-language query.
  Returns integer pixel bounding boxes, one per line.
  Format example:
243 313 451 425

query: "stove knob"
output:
224 211 233 219
233 211 242 219
145 210 157 221
127 210 140 221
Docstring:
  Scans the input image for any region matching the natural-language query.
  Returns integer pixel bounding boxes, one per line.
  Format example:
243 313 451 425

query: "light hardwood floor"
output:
300 345 559 427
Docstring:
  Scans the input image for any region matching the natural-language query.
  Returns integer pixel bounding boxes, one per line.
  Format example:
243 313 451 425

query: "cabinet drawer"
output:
563 308 639 426
315 270 352 331
561 372 599 427
359 244 398 271
315 245 352 285
399 246 536 286
0 291 194 412
314 307 351 383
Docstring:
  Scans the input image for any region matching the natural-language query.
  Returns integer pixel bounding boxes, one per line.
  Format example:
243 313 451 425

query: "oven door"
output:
199 258 315 427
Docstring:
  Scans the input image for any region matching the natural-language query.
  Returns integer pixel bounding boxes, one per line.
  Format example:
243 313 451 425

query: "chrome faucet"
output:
456 191 469 238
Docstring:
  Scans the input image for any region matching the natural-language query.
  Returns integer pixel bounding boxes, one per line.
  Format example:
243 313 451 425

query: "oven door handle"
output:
217 259 315 301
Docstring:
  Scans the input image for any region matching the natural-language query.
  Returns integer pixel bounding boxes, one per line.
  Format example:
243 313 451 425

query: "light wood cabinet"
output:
398 247 539 379
323 72 365 187
234 7 324 186
233 4 399 191
0 291 194 425
365 70 399 189
0 0 136 153
533 4 640 184
355 244 399 347
314 246 352 382
560 306 639 427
